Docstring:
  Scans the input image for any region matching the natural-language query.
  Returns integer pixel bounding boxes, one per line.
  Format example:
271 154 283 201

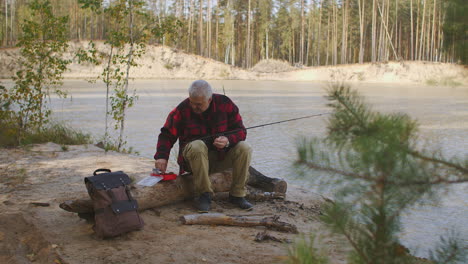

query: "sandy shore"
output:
0 142 351 264
1 41 467 86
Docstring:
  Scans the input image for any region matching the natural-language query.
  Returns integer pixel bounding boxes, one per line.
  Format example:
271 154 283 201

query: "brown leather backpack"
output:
85 169 144 238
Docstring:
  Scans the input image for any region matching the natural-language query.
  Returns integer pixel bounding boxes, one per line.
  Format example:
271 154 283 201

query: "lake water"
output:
7 79 467 259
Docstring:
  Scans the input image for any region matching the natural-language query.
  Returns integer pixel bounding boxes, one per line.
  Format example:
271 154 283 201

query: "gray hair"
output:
188 80 213 100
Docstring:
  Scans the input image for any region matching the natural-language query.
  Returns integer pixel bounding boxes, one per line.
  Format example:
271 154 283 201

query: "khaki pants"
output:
182 140 252 197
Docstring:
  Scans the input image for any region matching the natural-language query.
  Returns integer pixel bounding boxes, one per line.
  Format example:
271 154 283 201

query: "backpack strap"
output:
93 168 112 176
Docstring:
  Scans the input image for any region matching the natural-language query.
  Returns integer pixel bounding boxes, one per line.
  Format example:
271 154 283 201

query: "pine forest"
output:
1 0 466 67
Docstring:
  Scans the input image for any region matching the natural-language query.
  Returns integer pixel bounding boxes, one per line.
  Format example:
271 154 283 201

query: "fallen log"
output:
59 166 286 214
180 213 298 233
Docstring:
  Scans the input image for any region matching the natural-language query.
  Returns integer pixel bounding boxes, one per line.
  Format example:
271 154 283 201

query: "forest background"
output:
1 0 466 68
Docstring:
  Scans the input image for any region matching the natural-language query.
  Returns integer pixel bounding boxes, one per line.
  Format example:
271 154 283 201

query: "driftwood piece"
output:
254 231 292 243
59 166 287 214
180 213 298 233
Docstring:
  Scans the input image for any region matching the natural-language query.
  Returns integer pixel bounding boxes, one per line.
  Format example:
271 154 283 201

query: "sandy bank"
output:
1 42 467 85
0 142 349 264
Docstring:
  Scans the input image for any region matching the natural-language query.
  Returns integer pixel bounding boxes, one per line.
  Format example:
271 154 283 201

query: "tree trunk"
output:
246 0 251 68
59 167 287 214
198 0 204 56
358 0 365 64
215 3 219 60
5 0 8 46
410 0 414 60
419 0 426 60
430 0 436 61
180 213 298 233
333 2 338 65
341 0 348 64
317 0 322 66
305 4 312 66
377 0 398 61
326 15 330 66
187 0 194 52
266 28 269 60
300 0 305 65
206 0 211 58
372 0 377 62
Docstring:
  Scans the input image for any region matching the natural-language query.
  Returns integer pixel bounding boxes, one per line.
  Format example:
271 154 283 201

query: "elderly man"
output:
154 80 253 213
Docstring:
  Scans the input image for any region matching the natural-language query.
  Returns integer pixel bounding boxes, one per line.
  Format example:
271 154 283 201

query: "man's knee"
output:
184 140 208 159
233 141 252 156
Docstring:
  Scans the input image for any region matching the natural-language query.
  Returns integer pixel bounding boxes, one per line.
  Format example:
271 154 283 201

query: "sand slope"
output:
1 41 467 86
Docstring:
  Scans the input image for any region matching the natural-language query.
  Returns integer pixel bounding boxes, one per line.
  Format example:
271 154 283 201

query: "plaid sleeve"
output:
154 108 182 160
225 100 247 145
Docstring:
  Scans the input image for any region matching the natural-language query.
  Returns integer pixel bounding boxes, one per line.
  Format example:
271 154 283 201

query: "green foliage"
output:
21 122 92 146
79 0 181 152
429 231 467 264
295 83 468 263
6 0 70 143
286 234 329 264
75 41 100 66
0 113 91 148
98 138 139 155
425 77 462 87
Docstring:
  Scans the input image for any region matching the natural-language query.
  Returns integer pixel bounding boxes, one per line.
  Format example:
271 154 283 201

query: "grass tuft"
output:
0 114 92 148
286 234 329 264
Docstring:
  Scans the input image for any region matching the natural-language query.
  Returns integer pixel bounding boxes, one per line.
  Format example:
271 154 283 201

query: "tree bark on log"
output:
59 166 286 214
180 213 298 233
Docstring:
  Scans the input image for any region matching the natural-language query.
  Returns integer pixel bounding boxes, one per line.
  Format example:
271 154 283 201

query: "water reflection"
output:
43 80 468 258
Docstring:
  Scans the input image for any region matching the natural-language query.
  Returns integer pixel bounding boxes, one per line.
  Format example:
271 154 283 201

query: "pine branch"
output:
397 177 468 186
328 84 369 129
297 160 374 182
322 204 372 264
298 160 467 186
407 149 468 175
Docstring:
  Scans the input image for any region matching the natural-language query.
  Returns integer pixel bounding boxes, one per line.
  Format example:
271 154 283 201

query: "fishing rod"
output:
193 112 330 143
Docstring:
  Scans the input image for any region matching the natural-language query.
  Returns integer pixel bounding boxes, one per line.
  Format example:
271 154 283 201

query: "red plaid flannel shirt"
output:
154 94 247 173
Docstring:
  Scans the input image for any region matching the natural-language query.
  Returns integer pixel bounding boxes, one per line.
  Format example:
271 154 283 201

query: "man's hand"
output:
213 136 229 149
155 159 168 173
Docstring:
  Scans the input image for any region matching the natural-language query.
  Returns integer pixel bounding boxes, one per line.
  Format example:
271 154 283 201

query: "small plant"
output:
425 76 462 87
220 69 230 78
426 78 439 86
440 77 462 87
356 72 365 81
0 117 91 148
286 234 329 264
101 139 140 155
164 63 174 70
